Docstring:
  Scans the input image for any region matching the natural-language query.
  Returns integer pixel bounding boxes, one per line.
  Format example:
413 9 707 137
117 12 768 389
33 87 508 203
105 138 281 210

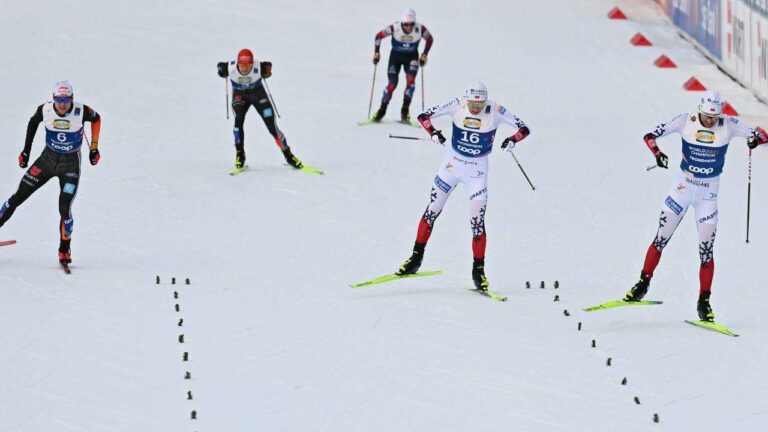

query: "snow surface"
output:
1 0 768 430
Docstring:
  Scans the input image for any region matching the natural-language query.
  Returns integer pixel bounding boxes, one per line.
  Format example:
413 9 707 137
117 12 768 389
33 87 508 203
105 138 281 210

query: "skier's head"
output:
52 80 73 113
237 48 254 74
465 81 488 115
401 8 416 33
698 90 723 128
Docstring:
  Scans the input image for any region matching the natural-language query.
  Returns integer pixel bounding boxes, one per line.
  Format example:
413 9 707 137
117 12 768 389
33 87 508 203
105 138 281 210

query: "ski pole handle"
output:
388 134 431 142
646 164 658 171
509 151 536 191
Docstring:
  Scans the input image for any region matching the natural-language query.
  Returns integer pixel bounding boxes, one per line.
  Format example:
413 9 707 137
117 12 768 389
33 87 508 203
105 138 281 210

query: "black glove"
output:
18 151 29 168
655 151 669 169
431 130 446 145
89 148 100 166
217 62 228 78
501 137 515 150
748 136 759 150
260 61 272 78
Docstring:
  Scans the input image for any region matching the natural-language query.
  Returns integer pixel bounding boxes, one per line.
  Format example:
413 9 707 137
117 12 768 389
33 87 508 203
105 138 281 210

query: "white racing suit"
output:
414 97 529 260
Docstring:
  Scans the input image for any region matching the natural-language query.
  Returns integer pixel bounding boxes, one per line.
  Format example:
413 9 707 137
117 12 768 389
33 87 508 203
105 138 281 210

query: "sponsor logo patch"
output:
676 183 686 191
63 183 77 194
463 118 481 129
52 120 70 130
434 175 452 193
237 77 253 84
497 105 507 115
469 187 487 200
698 211 718 223
665 196 683 215
30 166 41 176
695 130 715 144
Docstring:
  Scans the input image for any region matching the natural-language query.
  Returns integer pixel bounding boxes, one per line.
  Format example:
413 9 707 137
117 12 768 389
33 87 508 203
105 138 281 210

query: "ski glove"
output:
89 148 100 166
431 130 446 145
373 53 380 65
18 151 29 168
261 61 272 78
655 151 669 169
501 137 516 151
217 62 228 78
419 53 428 66
748 136 759 149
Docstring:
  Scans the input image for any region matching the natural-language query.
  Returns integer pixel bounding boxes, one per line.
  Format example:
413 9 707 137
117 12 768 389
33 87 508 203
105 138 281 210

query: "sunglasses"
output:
53 96 73 103
403 22 415 27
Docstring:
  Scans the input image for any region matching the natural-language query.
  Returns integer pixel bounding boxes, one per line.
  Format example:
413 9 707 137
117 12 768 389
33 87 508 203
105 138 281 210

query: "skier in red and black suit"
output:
0 81 102 269
371 8 434 123
217 48 302 170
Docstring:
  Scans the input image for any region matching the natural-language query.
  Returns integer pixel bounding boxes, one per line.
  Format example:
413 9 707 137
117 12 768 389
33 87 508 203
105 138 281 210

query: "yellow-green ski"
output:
685 320 739 337
584 299 663 312
350 270 443 288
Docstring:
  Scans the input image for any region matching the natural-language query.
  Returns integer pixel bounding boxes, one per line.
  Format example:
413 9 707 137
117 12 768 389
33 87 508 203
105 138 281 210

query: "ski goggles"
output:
468 100 486 111
402 22 415 27
700 112 719 122
53 96 73 103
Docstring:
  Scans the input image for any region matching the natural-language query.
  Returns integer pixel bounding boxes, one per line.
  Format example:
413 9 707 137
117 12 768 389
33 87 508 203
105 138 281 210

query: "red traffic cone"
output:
722 102 738 116
608 7 628 20
631 33 652 46
683 77 706 91
654 54 677 68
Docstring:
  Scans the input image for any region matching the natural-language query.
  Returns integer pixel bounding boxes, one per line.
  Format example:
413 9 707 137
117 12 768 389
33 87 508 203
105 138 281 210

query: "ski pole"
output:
420 66 425 112
509 151 536 191
262 78 281 119
367 64 378 119
747 148 752 243
225 78 230 120
388 133 431 142
646 164 658 171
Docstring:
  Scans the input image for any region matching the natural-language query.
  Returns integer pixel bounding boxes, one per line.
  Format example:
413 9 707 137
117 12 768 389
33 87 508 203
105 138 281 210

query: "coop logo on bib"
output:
695 130 715 144
237 77 253 84
463 118 481 129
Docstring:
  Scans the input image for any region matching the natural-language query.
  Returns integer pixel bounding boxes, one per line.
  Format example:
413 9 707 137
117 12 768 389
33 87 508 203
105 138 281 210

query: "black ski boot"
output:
697 292 715 322
472 258 489 291
282 148 303 169
373 103 388 122
235 150 246 169
401 104 411 123
396 243 425 275
623 272 651 302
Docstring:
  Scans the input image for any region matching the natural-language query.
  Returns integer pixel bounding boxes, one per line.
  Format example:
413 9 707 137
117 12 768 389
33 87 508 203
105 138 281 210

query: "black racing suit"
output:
0 104 99 254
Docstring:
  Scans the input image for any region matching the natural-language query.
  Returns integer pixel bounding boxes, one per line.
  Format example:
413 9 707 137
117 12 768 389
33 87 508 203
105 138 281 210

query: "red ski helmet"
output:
237 49 254 65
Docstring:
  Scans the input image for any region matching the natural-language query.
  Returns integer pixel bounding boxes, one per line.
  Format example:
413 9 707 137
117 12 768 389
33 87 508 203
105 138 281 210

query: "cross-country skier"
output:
623 90 768 321
396 82 530 291
0 81 102 270
370 8 434 124
217 49 302 170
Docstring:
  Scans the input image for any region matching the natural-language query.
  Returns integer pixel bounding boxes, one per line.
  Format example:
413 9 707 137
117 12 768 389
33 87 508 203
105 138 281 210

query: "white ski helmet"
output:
402 8 416 23
53 80 73 98
698 90 723 116
466 81 488 103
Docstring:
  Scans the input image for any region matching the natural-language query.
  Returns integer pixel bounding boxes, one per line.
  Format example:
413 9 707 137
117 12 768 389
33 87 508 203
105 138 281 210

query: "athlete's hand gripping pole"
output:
367 64 378 119
262 78 281 119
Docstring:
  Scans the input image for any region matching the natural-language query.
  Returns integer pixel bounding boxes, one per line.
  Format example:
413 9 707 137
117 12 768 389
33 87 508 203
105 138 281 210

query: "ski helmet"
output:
53 80 73 98
465 81 488 103
698 90 723 116
237 48 254 65
402 8 416 24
